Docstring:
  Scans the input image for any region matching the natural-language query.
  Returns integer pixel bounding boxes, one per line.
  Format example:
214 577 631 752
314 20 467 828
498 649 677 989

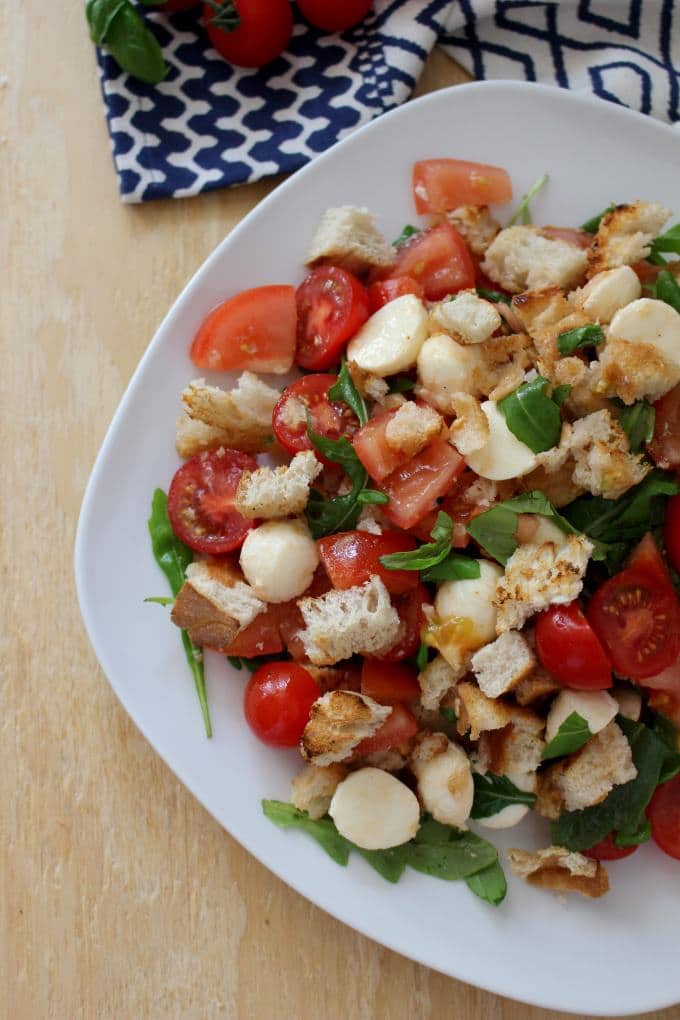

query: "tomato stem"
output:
206 0 240 31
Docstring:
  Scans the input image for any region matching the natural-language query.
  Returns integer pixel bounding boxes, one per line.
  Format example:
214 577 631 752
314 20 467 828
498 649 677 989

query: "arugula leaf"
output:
328 360 368 425
614 818 651 848
148 489 212 737
91 0 168 84
466 491 578 566
557 323 605 356
551 384 571 408
650 224 680 259
655 269 680 313
379 512 452 572
476 288 511 305
541 712 592 761
305 423 368 539
357 489 389 505
388 375 416 393
465 860 507 906
470 773 536 819
356 847 408 883
421 552 481 582
617 401 655 453
580 203 616 233
393 224 419 247
262 801 350 866
507 173 549 226
498 376 562 453
409 821 498 879
144 595 174 606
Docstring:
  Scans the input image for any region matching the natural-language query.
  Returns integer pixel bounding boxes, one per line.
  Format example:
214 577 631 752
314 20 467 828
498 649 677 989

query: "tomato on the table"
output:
244 662 319 746
665 494 680 573
649 384 680 470
203 0 293 68
381 438 465 530
584 833 638 861
317 530 419 595
353 409 403 481
190 284 296 373
647 774 680 860
167 449 256 554
412 159 512 215
535 602 612 690
272 373 357 456
297 0 372 31
295 266 370 371
360 659 420 704
372 582 430 663
354 702 418 754
368 276 424 313
386 223 476 301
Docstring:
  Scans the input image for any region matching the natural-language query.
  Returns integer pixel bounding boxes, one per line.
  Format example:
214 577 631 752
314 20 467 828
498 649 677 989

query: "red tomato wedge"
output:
361 659 421 704
584 833 638 861
665 494 680 573
647 774 680 860
190 285 296 373
317 530 419 595
387 223 476 301
628 532 677 589
353 409 403 482
355 702 418 754
272 373 357 457
535 602 612 691
244 662 319 747
226 602 286 657
372 583 431 663
368 276 424 313
295 266 369 371
382 438 465 530
412 159 513 214
167 449 256 554
410 469 489 546
649 384 680 471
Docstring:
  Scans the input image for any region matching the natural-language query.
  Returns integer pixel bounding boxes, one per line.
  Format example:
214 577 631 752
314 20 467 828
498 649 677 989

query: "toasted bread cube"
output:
566 409 650 500
297 576 400 666
448 393 490 456
508 846 609 898
235 451 322 520
305 206 394 276
171 560 264 651
300 691 391 766
180 373 280 454
471 631 536 699
430 290 502 345
454 682 544 741
384 401 443 458
290 762 348 820
599 336 680 405
482 227 587 294
446 205 500 257
417 654 464 711
587 200 671 277
537 721 637 814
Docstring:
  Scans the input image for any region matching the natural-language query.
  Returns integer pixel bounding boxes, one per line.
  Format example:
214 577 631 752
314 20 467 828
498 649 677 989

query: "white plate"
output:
75 82 680 1016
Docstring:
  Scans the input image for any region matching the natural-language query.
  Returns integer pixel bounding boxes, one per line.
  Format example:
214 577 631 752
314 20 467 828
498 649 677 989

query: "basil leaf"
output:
357 489 389 505
498 376 562 453
476 288 511 305
580 203 616 233
388 375 416 393
144 595 174 606
470 773 536 819
614 818 651 848
507 173 549 226
466 490 578 566
328 360 368 425
262 801 351 866
551 384 571 408
617 401 655 453
305 422 368 538
422 553 481 582
650 224 680 258
393 224 419 247
557 323 605 356
148 489 211 737
86 0 127 43
655 269 680 313
103 1 168 83
465 860 507 906
649 709 680 751
541 712 592 761
379 512 452 572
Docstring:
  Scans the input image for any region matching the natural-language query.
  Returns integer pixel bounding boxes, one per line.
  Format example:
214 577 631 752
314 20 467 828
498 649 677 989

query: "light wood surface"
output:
2 5 678 1018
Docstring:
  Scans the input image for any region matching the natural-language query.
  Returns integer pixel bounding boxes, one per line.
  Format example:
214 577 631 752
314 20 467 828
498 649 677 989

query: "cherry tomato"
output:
317 530 419 595
629 531 677 586
167 449 256 554
190 285 296 373
203 0 293 68
244 662 319 746
372 583 430 663
535 602 612 690
412 159 512 215
355 702 418 754
353 409 404 482
272 373 357 457
297 0 372 32
649 384 680 470
665 494 680 573
385 223 476 301
647 774 680 860
295 266 370 371
368 276 424 313
360 659 420 704
382 438 465 530
411 470 488 546
583 832 638 861
540 226 592 249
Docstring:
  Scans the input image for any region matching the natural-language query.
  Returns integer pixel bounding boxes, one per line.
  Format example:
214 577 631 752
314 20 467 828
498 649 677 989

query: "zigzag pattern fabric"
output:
92 0 679 203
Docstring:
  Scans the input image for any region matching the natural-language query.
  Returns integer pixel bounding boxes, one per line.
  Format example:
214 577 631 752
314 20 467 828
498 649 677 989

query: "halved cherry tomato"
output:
244 661 319 746
628 532 677 589
317 530 419 595
647 774 680 860
372 583 431 663
382 438 465 530
649 384 680 471
272 373 357 456
190 285 296 373
204 0 293 68
353 409 402 482
297 0 372 31
412 159 512 215
665 494 680 573
295 266 369 371
355 702 418 754
361 659 420 704
535 602 612 690
584 832 638 861
386 223 476 301
368 276 424 313
167 449 256 554
540 226 592 249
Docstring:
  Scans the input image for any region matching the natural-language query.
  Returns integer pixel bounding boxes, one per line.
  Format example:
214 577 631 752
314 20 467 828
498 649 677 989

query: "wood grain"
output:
1 5 677 1018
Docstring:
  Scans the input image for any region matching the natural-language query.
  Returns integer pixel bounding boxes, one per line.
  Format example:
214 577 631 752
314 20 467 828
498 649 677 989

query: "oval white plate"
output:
75 82 680 1016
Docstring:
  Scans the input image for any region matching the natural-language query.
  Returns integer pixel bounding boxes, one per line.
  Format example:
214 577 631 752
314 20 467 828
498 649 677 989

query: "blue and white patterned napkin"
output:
93 0 679 203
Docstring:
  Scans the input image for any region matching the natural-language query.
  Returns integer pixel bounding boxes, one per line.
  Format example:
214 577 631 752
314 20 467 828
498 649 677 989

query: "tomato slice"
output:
649 384 680 470
583 832 638 861
226 602 286 657
412 159 512 215
535 602 612 690
353 409 404 482
368 276 424 313
190 285 296 373
372 582 431 663
295 266 369 371
167 449 256 554
387 223 476 301
272 373 357 457
665 494 680 574
647 774 680 860
361 659 421 704
354 702 419 754
244 661 319 747
382 438 465 530
317 530 419 595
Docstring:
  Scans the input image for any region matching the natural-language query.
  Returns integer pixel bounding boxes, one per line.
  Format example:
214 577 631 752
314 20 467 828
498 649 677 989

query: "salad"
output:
148 158 680 905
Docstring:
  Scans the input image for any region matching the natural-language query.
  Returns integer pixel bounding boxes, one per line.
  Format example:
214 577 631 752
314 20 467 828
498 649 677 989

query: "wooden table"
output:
2 5 677 1017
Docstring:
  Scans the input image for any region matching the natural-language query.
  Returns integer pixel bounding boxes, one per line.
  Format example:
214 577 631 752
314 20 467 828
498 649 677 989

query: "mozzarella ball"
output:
573 265 641 323
545 689 618 743
477 803 530 830
612 688 642 721
412 741 474 829
240 519 319 603
465 400 539 480
435 560 503 647
346 294 428 376
329 767 421 850
416 333 483 412
609 297 680 371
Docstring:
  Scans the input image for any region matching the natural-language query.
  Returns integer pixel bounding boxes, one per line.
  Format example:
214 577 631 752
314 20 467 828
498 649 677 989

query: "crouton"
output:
300 690 391 766
446 205 500 257
235 451 322 520
508 846 609 898
565 409 650 499
514 667 562 707
175 415 238 459
180 373 280 454
537 721 637 814
290 763 348 819
297 576 400 666
471 631 536 699
473 332 535 399
587 201 671 277
305 206 394 277
495 535 593 633
384 401 443 458
477 722 545 790
512 286 591 375
554 357 610 416
455 682 544 741
171 560 265 651
417 654 464 711
356 505 385 535
429 290 502 345
482 226 588 295
599 337 680 405
448 393 490 455
347 361 390 402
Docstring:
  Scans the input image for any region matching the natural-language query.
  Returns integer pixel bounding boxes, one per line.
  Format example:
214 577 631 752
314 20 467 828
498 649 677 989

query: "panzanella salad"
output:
148 159 680 905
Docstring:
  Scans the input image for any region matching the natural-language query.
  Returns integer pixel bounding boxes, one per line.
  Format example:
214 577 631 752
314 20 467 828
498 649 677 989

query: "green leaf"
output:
357 489 389 505
507 173 549 226
465 860 507 906
205 0 240 30
655 270 680 313
227 656 243 670
415 641 429 671
393 224 419 247
262 801 351 866
439 705 457 723
470 773 536 819
466 490 578 566
498 376 562 453
551 384 571 408
103 1 167 83
650 224 680 258
476 288 511 305
421 553 481 582
356 847 408 883
86 0 127 43
557 323 605 356
614 818 651 848
388 375 416 394
541 712 592 761
379 512 452 572
328 360 368 425
408 824 498 879
305 422 368 538
580 203 616 233
144 595 174 606
617 401 655 453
